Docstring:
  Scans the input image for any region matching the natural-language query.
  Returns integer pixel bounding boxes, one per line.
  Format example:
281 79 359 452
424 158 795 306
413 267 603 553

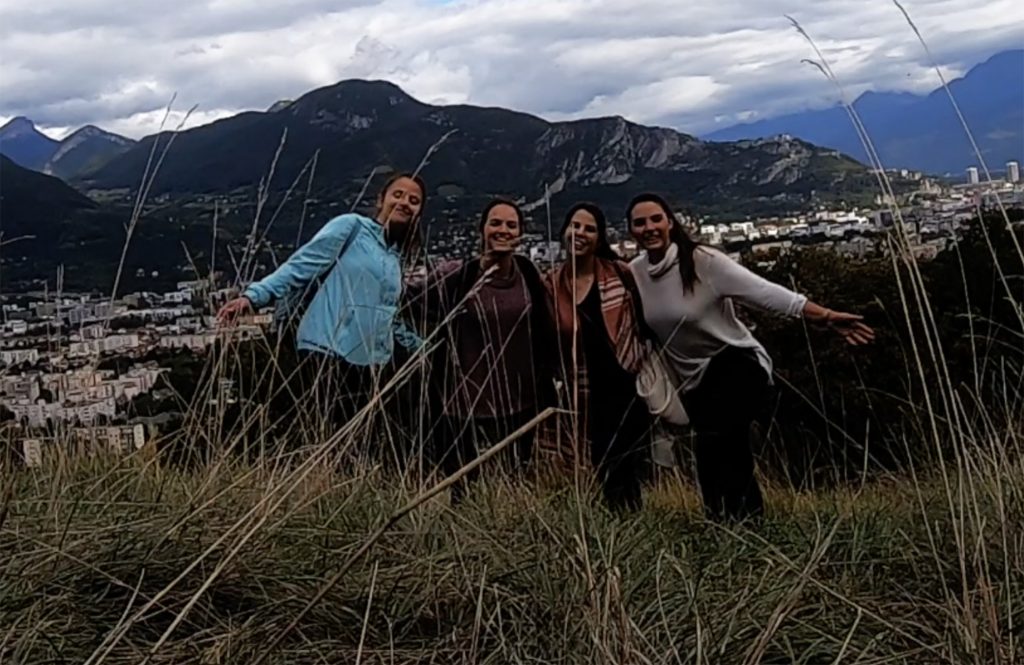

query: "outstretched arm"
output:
705 248 875 346
402 258 465 329
801 301 876 346
243 215 357 308
704 248 807 317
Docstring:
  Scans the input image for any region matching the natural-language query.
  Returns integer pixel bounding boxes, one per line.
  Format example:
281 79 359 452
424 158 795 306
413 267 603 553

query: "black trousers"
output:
221 336 415 463
681 346 771 522
439 409 537 503
588 394 651 512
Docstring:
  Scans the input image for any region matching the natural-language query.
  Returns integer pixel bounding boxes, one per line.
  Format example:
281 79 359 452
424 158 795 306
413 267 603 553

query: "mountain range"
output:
0 117 136 180
0 77 904 290
72 79 881 219
705 50 1023 175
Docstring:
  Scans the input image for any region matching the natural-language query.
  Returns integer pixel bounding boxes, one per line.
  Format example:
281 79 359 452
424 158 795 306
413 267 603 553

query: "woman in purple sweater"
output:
418 199 556 501
626 192 874 521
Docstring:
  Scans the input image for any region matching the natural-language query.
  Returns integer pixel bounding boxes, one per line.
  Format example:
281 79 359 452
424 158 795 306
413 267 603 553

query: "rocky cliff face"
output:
44 126 136 179
81 79 873 217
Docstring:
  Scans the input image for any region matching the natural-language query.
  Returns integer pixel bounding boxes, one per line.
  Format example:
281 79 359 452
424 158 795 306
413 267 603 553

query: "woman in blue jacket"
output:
217 173 426 436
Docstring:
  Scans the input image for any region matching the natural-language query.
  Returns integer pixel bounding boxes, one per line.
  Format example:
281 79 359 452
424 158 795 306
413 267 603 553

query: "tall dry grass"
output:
2 14 1023 663
1 444 1021 663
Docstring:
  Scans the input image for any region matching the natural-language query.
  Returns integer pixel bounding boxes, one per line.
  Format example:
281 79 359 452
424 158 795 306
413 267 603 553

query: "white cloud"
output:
0 0 1021 138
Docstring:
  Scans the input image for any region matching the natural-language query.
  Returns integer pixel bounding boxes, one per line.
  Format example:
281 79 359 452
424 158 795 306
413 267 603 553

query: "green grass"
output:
2 448 1020 664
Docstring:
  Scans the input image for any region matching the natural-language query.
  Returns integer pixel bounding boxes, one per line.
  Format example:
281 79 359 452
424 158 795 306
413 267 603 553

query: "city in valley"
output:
2 163 1022 466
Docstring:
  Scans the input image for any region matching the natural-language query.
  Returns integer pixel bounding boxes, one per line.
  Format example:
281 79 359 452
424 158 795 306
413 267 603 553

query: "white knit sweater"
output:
629 244 807 392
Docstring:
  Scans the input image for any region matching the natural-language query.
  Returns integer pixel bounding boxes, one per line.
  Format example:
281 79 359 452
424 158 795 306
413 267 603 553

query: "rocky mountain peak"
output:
0 116 39 136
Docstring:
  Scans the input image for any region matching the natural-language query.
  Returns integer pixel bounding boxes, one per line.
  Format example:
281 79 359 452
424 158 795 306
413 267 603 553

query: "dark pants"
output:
300 348 432 469
298 351 375 434
220 336 407 462
589 395 651 512
681 346 771 522
439 409 537 503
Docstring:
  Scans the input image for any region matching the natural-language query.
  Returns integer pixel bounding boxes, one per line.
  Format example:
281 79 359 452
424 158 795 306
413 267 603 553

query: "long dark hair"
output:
560 202 621 261
376 171 427 257
626 193 699 291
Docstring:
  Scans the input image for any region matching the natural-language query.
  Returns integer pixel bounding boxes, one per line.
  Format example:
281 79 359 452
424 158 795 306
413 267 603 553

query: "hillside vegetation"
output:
1 210 1022 664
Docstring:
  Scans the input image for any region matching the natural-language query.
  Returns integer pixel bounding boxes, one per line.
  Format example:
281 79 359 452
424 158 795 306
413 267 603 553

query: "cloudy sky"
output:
1 0 1021 140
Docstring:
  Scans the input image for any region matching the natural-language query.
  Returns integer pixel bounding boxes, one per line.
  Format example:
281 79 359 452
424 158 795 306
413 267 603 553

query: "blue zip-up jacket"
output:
243 213 422 366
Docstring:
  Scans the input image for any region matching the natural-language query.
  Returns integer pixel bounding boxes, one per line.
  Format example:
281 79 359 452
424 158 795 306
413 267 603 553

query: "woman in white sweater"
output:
626 193 874 521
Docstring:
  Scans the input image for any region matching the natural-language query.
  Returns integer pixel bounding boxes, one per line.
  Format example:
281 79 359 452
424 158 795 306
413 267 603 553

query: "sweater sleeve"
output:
404 259 468 330
243 214 357 308
702 248 806 317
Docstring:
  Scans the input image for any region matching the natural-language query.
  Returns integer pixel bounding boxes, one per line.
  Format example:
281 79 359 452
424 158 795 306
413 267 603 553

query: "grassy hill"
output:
0 446 1019 664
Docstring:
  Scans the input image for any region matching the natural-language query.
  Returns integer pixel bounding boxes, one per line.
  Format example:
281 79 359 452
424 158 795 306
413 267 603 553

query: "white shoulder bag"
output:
636 345 689 426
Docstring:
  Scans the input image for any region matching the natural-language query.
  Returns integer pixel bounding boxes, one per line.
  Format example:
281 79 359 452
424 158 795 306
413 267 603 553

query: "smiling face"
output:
482 203 522 254
377 176 424 230
564 208 600 258
629 200 672 253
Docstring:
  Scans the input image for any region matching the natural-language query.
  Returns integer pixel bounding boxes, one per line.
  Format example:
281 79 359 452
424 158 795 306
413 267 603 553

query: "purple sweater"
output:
445 263 538 418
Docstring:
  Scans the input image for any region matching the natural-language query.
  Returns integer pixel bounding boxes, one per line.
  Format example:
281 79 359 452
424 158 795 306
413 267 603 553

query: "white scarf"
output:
647 242 679 278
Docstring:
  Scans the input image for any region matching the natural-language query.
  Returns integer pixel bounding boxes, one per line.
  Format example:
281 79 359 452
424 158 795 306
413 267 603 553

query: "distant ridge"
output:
0 117 135 180
0 117 60 171
705 50 1024 174
78 78 880 219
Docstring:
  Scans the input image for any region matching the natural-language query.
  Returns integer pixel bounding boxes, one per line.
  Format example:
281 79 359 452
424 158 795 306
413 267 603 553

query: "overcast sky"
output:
1 0 1021 140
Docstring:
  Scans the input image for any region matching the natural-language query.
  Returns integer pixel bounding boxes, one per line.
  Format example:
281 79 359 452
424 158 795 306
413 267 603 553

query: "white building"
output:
0 348 40 366
66 302 116 326
19 424 148 467
135 306 192 322
8 397 117 427
1008 161 1021 184
1 375 41 402
238 312 273 327
79 324 106 340
528 241 564 264
41 368 112 400
67 334 141 358
729 222 756 236
966 167 980 185
698 225 722 244
4 320 28 336
611 239 639 259
162 290 192 305
159 332 218 351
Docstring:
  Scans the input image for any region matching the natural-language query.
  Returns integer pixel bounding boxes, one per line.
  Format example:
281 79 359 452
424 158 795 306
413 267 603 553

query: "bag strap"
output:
312 222 360 290
276 220 361 331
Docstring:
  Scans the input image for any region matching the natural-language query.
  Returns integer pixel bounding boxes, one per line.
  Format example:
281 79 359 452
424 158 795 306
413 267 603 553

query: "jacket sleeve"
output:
702 248 807 317
242 215 357 308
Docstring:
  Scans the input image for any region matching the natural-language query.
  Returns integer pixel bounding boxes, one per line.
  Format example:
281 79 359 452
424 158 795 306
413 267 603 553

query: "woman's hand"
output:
217 296 253 325
803 302 876 346
823 309 876 346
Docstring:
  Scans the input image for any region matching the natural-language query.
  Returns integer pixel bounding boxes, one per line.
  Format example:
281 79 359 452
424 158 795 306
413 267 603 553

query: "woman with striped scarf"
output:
544 202 652 511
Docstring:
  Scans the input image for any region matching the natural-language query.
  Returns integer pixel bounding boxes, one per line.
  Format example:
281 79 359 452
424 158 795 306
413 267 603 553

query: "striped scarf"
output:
538 258 647 469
